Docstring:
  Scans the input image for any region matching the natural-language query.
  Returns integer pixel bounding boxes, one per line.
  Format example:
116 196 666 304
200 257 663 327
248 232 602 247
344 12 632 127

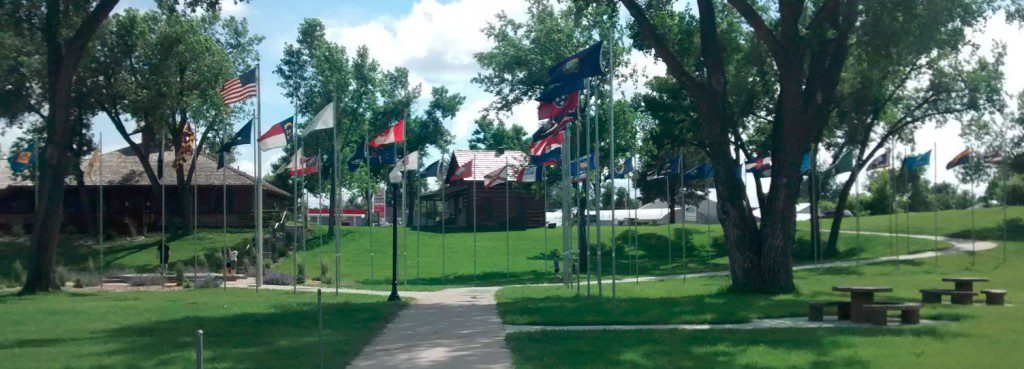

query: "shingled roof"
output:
447 149 530 181
0 146 289 197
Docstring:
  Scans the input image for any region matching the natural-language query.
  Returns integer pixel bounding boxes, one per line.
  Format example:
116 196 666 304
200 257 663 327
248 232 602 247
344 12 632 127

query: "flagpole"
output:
562 126 571 287
193 138 199 284
441 150 447 281
584 81 592 297
401 118 408 287
680 154 687 282
933 141 937 264
970 147 976 254
505 157 511 279
161 133 167 276
905 147 911 255
366 129 374 282
593 76 603 299
473 153 478 284
543 168 549 274
415 152 421 283
222 148 227 291
331 99 340 294
316 148 322 282
98 134 104 287
292 117 298 293
855 170 861 267
633 166 639 283
889 140 896 267
608 24 617 307
255 63 264 290
665 175 672 264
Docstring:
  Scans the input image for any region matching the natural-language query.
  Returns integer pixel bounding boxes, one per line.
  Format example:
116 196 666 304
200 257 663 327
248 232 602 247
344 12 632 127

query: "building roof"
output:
447 149 529 182
1 146 289 196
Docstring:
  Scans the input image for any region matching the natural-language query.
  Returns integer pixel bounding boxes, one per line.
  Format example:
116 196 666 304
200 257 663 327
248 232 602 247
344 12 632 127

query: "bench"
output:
862 303 921 326
920 289 978 305
808 301 851 321
981 289 1008 305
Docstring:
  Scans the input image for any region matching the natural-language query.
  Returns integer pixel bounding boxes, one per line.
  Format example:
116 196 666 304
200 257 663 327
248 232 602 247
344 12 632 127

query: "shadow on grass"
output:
506 324 948 369
76 299 401 369
949 218 1024 242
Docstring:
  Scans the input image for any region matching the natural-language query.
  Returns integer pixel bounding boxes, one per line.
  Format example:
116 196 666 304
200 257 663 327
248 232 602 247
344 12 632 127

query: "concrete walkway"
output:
346 287 510 369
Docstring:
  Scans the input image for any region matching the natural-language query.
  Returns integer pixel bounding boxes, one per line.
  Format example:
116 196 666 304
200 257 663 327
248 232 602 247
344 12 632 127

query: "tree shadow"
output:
72 299 402 369
949 217 1024 241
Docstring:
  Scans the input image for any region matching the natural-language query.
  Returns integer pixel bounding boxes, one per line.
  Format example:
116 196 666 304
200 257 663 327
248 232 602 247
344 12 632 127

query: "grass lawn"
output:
0 289 404 369
500 208 1024 368
276 223 931 289
814 205 1024 241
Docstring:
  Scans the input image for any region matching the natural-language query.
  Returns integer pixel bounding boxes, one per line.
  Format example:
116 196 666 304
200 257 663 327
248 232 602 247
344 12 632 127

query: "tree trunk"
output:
823 170 854 257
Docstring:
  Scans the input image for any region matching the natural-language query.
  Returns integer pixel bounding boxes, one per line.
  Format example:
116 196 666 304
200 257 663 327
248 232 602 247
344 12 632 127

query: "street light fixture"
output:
387 169 402 302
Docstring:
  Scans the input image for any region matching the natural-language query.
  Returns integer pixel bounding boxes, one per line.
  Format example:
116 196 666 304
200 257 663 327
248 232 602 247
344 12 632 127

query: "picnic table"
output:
942 277 990 292
832 286 893 323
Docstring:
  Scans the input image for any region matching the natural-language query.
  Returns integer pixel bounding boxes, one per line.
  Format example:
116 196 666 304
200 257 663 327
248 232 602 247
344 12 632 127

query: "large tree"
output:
818 1 1008 257
85 7 262 233
0 0 241 294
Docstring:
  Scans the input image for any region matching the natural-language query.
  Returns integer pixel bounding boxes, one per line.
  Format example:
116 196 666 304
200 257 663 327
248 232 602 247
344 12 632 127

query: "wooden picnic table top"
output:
942 277 990 283
832 286 893 293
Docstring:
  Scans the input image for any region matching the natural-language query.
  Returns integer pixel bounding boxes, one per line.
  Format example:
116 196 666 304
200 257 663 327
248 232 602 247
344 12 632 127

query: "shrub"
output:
8 223 26 237
192 277 222 289
319 262 329 282
103 266 134 278
12 260 27 284
263 270 294 286
296 263 306 284
174 264 185 286
127 274 166 287
70 271 103 288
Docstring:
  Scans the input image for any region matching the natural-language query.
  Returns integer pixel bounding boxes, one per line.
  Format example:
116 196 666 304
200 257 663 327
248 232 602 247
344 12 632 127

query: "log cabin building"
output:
0 146 290 235
421 150 545 228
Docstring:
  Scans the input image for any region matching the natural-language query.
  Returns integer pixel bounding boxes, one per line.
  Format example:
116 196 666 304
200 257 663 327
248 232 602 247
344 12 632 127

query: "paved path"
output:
229 232 998 368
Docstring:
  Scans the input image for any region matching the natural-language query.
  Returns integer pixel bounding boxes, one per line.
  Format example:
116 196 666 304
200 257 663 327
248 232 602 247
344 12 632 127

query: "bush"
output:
174 264 185 286
263 270 294 286
70 271 103 288
8 223 26 237
296 263 306 284
318 262 329 282
191 277 222 289
127 274 166 287
103 266 134 278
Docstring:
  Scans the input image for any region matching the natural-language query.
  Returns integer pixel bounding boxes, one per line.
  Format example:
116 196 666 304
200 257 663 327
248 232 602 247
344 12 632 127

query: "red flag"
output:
447 159 473 183
368 119 406 148
484 165 509 188
538 91 579 120
529 131 564 156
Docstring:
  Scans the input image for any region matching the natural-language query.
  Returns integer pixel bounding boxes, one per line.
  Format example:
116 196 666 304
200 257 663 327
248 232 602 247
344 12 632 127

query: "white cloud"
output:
220 0 248 16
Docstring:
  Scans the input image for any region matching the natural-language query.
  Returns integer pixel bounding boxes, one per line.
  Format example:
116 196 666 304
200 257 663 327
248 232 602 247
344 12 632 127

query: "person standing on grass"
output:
227 249 239 275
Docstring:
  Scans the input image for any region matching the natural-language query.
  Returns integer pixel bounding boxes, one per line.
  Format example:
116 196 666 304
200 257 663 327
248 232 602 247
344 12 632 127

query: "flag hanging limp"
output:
7 143 36 173
218 119 253 169
173 122 196 170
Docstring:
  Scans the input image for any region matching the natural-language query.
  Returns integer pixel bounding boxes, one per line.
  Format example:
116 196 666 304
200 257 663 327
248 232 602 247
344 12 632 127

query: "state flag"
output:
538 91 580 120
218 119 253 169
259 117 293 151
447 159 473 183
946 148 972 169
546 41 605 85
529 131 564 156
517 166 542 183
369 119 406 148
484 165 509 188
868 149 892 171
419 160 442 178
7 143 35 173
302 102 334 136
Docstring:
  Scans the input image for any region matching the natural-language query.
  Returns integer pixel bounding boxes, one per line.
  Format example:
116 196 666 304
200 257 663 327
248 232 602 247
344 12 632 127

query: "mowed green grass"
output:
0 230 251 282
275 223 935 289
814 206 1024 241
0 289 404 369
501 208 1024 368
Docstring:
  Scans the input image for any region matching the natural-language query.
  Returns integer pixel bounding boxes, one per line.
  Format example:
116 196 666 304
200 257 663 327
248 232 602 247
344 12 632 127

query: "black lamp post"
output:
387 169 402 302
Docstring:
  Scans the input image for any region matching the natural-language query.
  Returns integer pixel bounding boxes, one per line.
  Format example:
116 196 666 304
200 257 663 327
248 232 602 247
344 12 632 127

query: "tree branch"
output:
619 0 703 95
727 0 784 63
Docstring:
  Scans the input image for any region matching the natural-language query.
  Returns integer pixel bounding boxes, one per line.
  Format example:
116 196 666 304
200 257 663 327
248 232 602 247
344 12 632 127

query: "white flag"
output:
397 151 419 172
303 102 334 135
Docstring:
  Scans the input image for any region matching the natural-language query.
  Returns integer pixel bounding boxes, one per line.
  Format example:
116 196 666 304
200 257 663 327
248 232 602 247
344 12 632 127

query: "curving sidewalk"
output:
229 232 997 368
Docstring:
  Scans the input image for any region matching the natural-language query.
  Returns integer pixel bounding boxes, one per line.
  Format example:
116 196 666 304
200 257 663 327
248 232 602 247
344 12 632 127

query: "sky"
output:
4 0 1023 203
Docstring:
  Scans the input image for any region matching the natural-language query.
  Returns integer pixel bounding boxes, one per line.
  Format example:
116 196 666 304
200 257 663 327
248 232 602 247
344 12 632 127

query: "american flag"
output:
219 68 257 105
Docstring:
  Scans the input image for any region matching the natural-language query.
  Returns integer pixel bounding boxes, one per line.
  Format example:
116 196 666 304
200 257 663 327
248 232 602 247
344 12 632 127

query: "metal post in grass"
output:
388 170 402 303
318 288 324 369
195 330 204 369
934 141 939 265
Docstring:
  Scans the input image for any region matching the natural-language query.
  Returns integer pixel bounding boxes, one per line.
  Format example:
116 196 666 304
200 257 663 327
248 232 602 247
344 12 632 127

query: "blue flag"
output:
536 79 584 103
684 163 714 181
608 157 635 180
218 119 253 169
546 41 605 85
531 146 562 166
570 153 595 179
902 150 931 171
800 152 812 174
347 143 366 172
7 143 35 173
419 160 442 178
